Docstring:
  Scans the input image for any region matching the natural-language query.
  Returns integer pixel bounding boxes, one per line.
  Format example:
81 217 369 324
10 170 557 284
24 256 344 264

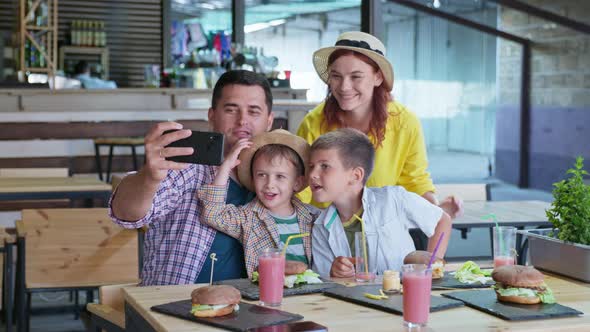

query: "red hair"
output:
322 49 392 147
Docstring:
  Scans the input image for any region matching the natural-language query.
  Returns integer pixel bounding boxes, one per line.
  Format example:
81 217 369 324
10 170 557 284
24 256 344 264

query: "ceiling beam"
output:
488 0 590 35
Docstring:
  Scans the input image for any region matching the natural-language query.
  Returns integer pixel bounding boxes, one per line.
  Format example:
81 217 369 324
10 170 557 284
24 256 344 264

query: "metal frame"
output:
2 240 15 332
361 0 384 40
232 0 245 45
488 0 590 35
387 0 532 188
94 141 143 182
0 191 111 202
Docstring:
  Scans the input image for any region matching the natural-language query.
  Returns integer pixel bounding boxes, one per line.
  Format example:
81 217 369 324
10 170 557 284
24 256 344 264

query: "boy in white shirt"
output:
309 128 452 278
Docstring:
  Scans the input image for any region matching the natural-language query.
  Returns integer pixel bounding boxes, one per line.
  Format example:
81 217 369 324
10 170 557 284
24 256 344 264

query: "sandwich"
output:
491 265 556 304
251 260 323 288
403 250 445 279
283 261 323 288
190 285 241 317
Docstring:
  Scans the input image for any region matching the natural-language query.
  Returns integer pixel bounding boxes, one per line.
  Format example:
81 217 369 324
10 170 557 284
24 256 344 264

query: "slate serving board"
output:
322 284 463 315
214 278 339 301
430 274 495 290
151 300 303 332
441 289 584 321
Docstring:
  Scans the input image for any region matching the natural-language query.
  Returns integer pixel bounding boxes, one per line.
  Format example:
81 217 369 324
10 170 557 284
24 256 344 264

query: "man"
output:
74 60 117 89
110 70 274 285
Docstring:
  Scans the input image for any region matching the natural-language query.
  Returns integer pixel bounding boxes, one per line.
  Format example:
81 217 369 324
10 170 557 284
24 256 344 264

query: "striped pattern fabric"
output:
197 184 319 277
109 164 217 286
273 214 308 264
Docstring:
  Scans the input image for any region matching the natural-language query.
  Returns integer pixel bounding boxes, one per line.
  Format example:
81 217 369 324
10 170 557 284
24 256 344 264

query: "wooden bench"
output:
14 208 141 332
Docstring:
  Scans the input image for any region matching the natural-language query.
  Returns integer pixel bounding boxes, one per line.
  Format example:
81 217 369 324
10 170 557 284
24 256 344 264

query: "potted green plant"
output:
521 156 590 282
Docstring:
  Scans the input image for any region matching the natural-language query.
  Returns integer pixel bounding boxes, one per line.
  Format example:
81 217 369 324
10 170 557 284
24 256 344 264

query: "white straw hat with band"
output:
237 129 310 193
312 31 394 91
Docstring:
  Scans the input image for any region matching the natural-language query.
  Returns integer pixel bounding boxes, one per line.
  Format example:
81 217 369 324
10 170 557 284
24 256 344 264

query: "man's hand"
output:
330 256 355 278
439 195 464 219
142 122 193 183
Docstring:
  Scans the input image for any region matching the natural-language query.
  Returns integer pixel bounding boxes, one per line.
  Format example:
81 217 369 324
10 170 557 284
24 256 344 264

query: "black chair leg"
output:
4 243 14 332
15 239 25 332
131 145 138 171
94 143 104 181
74 291 80 320
25 293 31 332
106 145 114 183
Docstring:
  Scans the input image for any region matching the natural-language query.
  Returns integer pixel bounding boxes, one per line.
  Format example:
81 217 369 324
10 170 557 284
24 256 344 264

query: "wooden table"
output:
0 177 111 201
122 272 588 332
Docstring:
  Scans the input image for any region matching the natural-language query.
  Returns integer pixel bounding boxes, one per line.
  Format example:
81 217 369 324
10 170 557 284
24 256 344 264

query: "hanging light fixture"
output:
433 0 441 8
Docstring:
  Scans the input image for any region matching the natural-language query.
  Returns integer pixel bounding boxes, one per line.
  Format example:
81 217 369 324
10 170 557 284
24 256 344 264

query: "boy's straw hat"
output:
237 129 310 193
312 31 394 91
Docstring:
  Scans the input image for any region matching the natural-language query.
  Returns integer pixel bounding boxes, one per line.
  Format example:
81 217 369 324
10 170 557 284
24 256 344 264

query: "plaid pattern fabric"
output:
197 184 319 278
109 164 217 286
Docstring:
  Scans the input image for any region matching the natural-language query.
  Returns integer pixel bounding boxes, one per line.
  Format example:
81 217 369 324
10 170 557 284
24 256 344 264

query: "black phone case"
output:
164 130 224 166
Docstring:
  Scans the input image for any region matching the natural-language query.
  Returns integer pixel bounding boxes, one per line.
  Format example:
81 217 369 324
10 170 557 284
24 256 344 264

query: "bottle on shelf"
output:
94 21 101 47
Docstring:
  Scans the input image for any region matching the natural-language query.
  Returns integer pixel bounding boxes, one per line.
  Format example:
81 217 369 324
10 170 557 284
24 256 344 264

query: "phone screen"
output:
163 130 224 166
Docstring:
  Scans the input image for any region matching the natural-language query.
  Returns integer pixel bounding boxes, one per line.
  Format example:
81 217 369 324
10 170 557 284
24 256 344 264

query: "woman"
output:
297 31 461 219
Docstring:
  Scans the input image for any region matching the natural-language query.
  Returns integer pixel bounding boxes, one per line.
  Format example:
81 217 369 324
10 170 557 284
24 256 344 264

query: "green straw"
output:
352 214 369 275
281 233 309 257
482 213 504 254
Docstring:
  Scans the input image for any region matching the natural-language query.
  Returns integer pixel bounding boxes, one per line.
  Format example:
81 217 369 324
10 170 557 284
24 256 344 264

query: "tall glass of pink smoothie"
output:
402 264 432 328
492 226 517 268
258 248 285 307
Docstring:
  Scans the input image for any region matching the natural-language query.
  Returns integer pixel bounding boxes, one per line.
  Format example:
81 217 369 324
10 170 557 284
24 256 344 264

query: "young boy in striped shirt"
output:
197 129 319 278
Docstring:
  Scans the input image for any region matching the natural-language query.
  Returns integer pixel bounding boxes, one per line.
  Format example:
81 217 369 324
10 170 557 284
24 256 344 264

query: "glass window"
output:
381 0 502 180
245 0 361 101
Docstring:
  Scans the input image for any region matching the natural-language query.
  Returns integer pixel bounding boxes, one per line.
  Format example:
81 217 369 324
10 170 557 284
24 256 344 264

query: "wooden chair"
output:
0 168 71 211
14 208 141 332
87 283 138 332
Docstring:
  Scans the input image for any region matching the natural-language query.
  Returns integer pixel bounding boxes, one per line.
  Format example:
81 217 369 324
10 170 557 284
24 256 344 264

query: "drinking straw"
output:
427 232 445 269
209 253 217 285
352 214 369 275
482 213 503 254
281 233 310 257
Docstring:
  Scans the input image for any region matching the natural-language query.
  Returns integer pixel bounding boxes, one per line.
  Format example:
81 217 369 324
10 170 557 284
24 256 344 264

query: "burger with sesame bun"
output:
403 250 446 279
492 265 556 304
190 285 241 317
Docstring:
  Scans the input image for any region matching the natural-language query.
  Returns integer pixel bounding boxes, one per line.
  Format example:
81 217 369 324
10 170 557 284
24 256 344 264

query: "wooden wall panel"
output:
0 0 163 87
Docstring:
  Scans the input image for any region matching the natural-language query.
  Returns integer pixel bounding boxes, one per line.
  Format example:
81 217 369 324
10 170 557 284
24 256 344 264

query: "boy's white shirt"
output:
311 186 443 277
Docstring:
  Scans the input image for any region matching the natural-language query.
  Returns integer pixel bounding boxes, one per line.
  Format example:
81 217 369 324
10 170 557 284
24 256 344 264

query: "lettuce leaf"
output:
252 270 322 288
452 261 493 284
493 283 557 304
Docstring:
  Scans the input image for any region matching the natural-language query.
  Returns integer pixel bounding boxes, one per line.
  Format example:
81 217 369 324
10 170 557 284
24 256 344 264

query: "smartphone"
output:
248 321 328 332
163 130 224 166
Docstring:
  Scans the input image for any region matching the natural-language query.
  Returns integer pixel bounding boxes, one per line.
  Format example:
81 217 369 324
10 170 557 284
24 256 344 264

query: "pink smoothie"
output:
402 272 432 325
258 255 285 306
494 255 515 268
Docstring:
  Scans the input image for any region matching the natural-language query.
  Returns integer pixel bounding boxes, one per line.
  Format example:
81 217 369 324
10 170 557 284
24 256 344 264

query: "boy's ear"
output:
293 175 306 193
350 166 365 185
